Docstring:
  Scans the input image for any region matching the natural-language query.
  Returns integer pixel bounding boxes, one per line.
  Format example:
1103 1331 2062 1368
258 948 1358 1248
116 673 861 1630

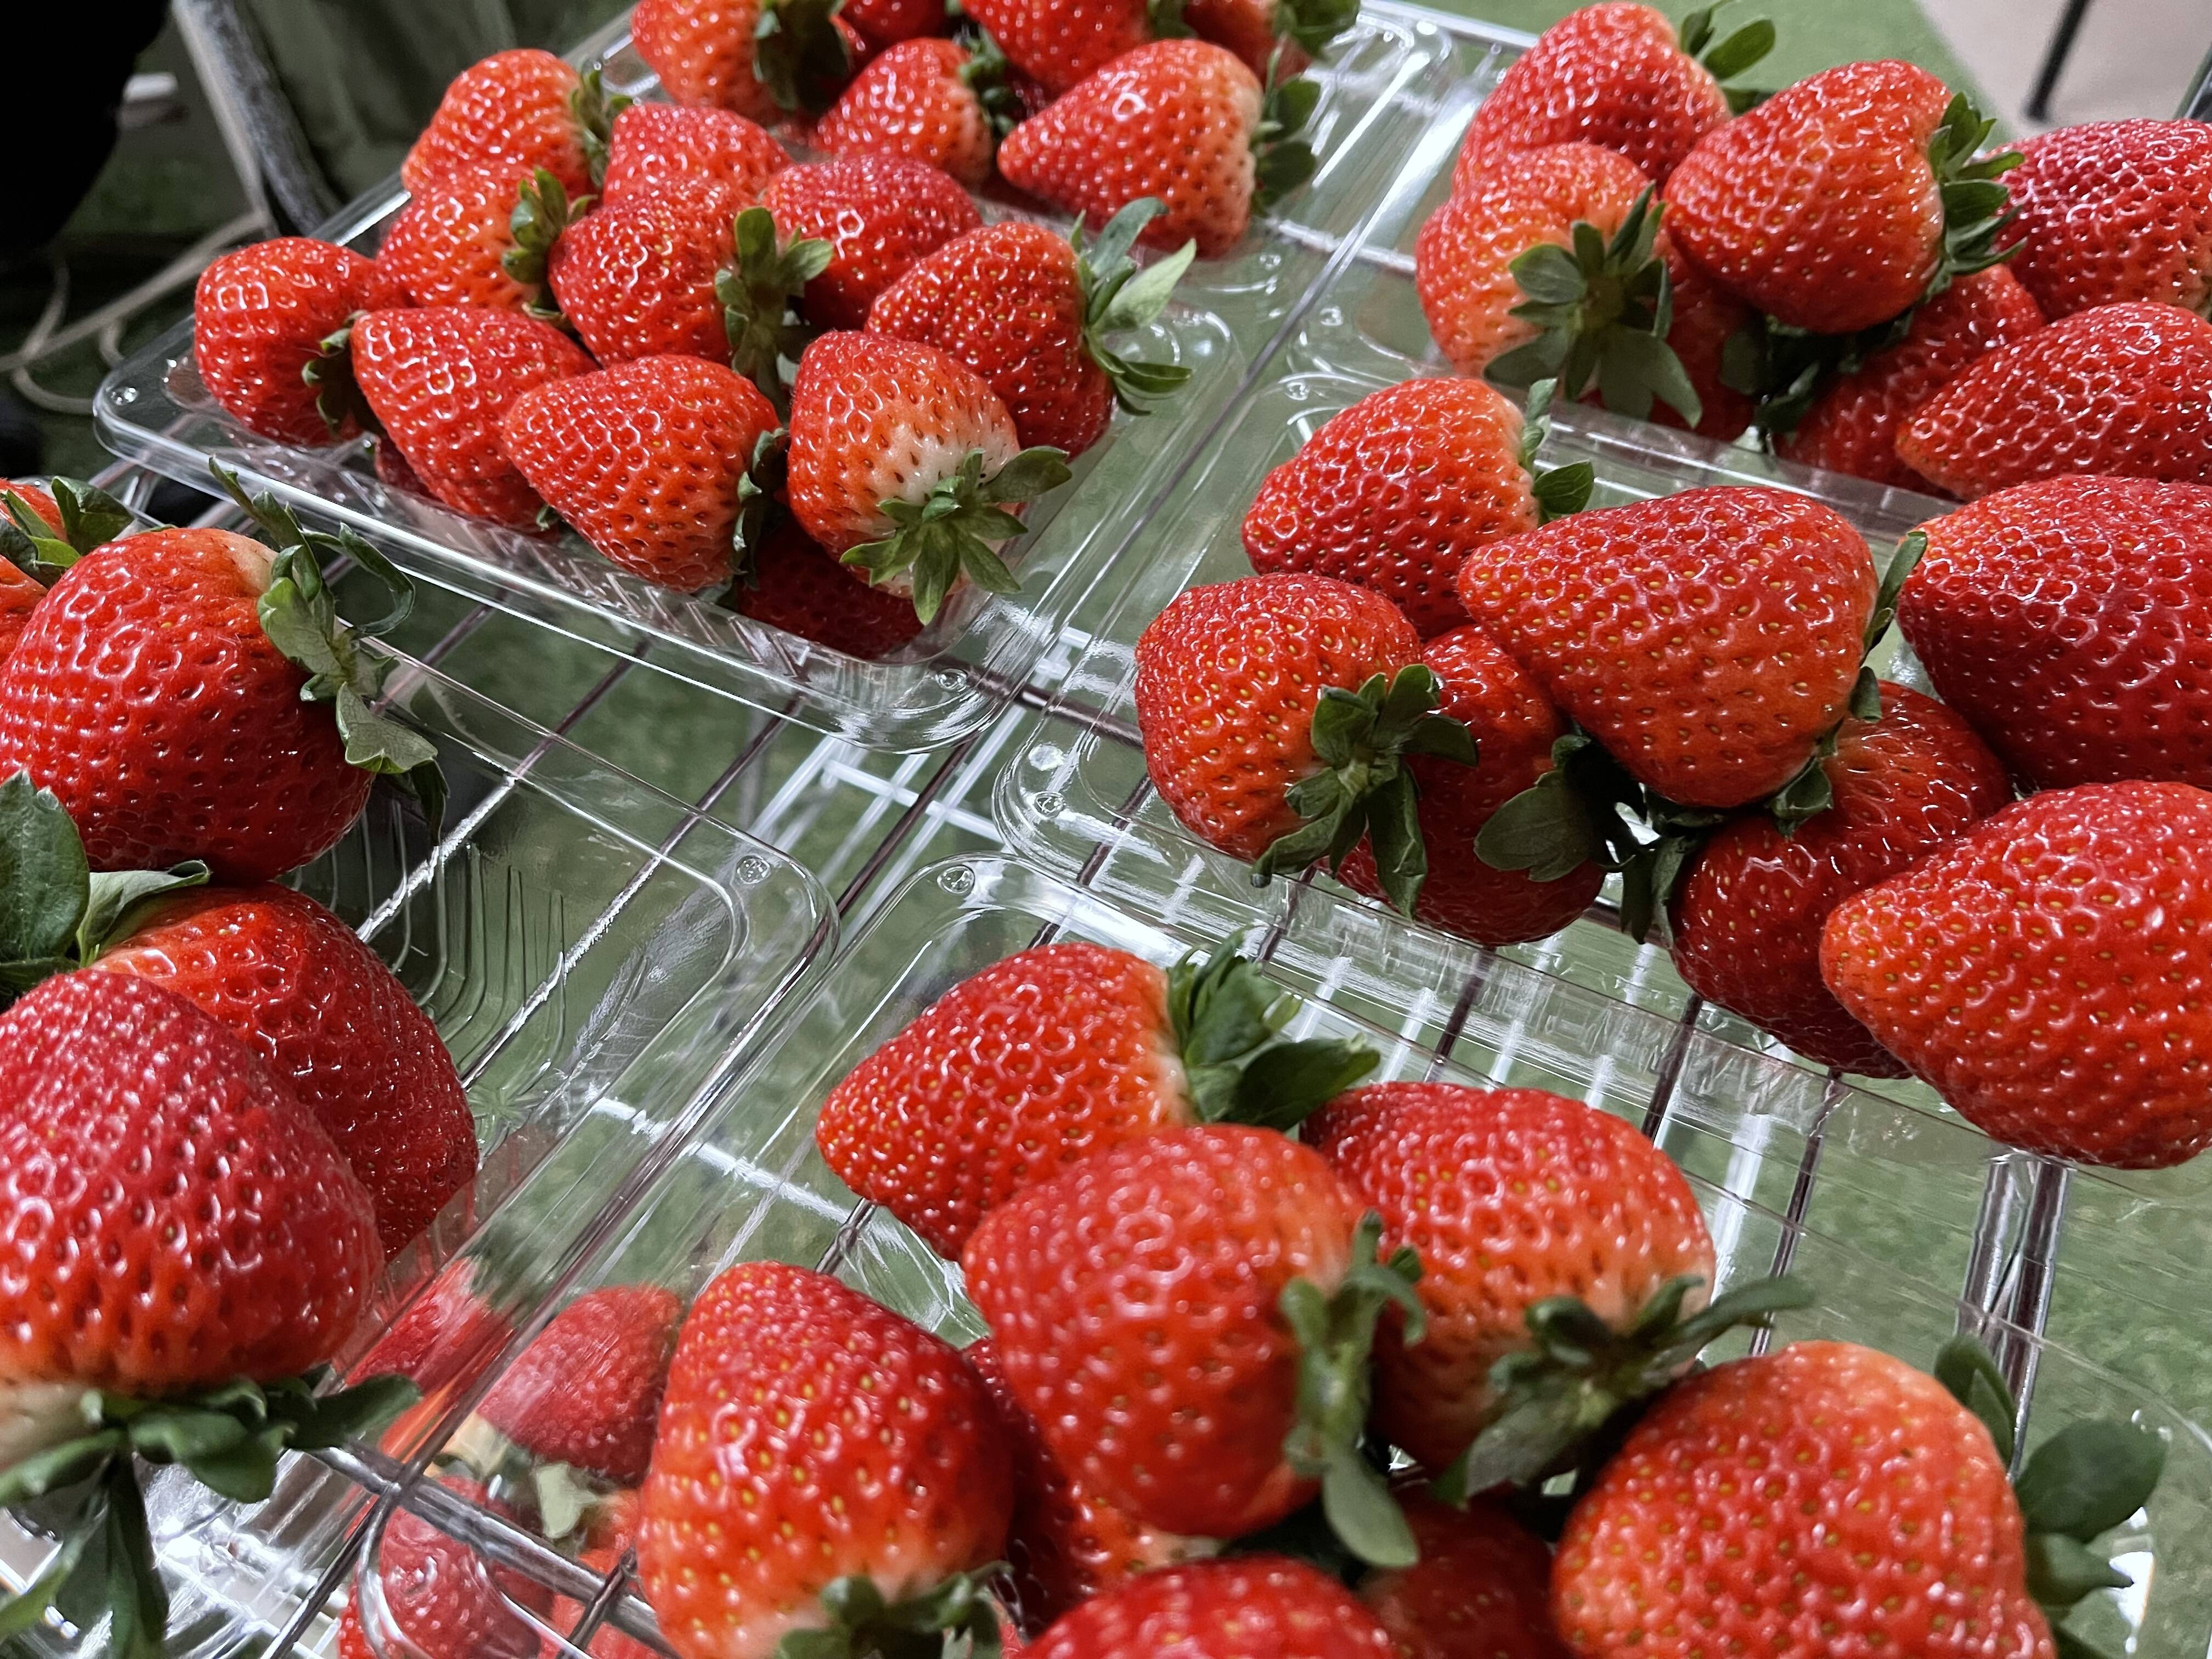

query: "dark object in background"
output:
0 394 40 478
7 1 167 261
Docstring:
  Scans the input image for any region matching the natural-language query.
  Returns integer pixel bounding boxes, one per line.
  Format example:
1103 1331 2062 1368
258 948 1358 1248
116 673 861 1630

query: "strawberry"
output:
193 238 376 447
369 1474 545 1659
1551 1338 2164 1659
542 1501 657 1659
599 101 791 205
478 1285 682 1487
349 1259 514 1407
759 154 981 328
548 180 749 364
1644 244 1755 441
635 1262 1012 1659
1669 682 2010 1077
997 40 1316 260
867 199 1196 456
1898 476 2212 791
1133 572 1477 911
842 0 947 47
1894 301 2212 496
816 939 1373 1258
1454 485 1877 809
726 517 926 656
1997 118 2212 319
403 49 625 201
1335 627 1606 948
0 494 441 882
370 166 583 319
964 1124 1424 1563
1662 63 2017 334
352 306 595 528
501 356 783 592
960 0 1152 95
1822 780 2212 1167
1453 3 1770 191
785 330 1069 622
968 1339 1208 1630
813 37 1011 189
1359 1492 1566 1659
1029 1558 1398 1658
0 477 133 664
1307 1083 1753 1485
1771 265 2044 491
631 0 856 121
1180 0 1316 80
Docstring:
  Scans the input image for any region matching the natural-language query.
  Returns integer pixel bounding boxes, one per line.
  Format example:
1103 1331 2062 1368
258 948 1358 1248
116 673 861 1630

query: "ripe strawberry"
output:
1453 2 1764 190
352 306 594 528
1773 265 2044 492
194 238 376 447
969 1339 1207 1630
1663 63 2016 334
965 1125 1421 1560
1822 780 2212 1167
1895 301 2212 496
599 101 791 205
961 0 1151 95
842 0 947 46
348 1260 514 1406
501 356 783 592
636 1262 1012 1659
1307 1083 1720 1478
814 38 1009 188
477 1284 682 1487
1898 476 2212 791
0 482 58 538
1359 1492 1566 1659
727 517 926 656
1643 244 1756 441
370 1474 545 1659
1181 0 1317 80
370 166 582 318
759 155 981 328
542 1499 657 1659
868 200 1195 456
1029 1558 1398 1659
1997 118 2212 318
1336 627 1606 948
0 477 133 663
785 330 1069 622
403 49 625 201
817 940 1372 1258
1669 684 2011 1077
631 0 856 122
1455 486 1877 809
1134 572 1477 911
547 180 743 366
997 40 1314 260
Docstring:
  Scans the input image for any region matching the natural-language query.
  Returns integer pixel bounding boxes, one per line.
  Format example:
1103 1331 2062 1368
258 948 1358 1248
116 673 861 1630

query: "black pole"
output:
2024 0 2095 125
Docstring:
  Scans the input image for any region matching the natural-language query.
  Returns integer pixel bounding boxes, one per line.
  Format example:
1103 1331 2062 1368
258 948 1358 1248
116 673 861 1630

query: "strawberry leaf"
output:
1076 201 1199 416
2017 1421 2165 1545
1146 0 1193 36
754 0 854 116
569 68 633 189
842 445 1070 624
0 772 90 995
1167 940 1379 1128
732 426 791 581
77 866 210 963
1698 16 1776 82
301 316 380 442
955 27 1025 138
1923 91 2024 300
98 1463 167 1659
719 207 834 414
0 478 134 582
1934 1333 2019 1465
503 168 588 326
1252 74 1321 211
1277 0 1363 58
782 1569 1005 1658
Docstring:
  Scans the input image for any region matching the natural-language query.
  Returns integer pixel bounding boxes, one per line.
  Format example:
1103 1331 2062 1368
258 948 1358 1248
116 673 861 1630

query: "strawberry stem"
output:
1075 200 1198 416
718 206 835 415
569 68 632 189
840 445 1071 625
1165 940 1378 1128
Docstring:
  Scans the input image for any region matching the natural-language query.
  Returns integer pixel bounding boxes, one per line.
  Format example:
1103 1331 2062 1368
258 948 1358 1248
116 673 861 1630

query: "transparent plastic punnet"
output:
92 3 1476 751
0 641 834 1658
337 856 2212 1659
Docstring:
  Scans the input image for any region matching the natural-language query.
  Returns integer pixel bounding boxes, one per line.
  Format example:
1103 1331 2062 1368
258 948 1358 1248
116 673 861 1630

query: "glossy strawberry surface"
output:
370 166 541 313
1998 118 2212 318
727 518 926 657
0 483 53 663
631 0 777 120
479 1284 683 1485
403 49 595 199
193 238 375 447
1361 1493 1567 1659
842 0 947 44
549 180 745 365
761 155 981 328
1030 1558 1397 1659
371 1474 544 1659
600 101 789 205
814 39 993 188
960 0 1150 95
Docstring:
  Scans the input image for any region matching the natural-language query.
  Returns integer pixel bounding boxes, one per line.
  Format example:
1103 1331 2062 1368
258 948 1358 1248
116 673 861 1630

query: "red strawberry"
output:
759 155 980 328
0 482 58 537
336 1602 374 1659
1894 301 2212 496
548 180 747 364
1336 628 1606 948
349 1260 514 1406
478 1284 683 1486
631 0 856 122
370 1474 545 1659
370 166 582 318
1030 1558 1397 1659
727 517 926 657
543 1503 657 1659
194 238 375 446
842 0 947 46
1181 0 1316 80
965 1125 1420 1559
1822 780 2212 1167
1668 684 2011 1077
635 1262 1012 1659
785 330 1069 621
599 101 791 205
1774 265 2044 492
1454 486 1877 809
816 940 1372 1258
1645 244 1755 441
1359 1492 1566 1659
89 883 477 1259
0 478 132 664
969 1339 1206 1630
1453 3 1755 190
961 0 1151 95
403 49 624 201
1898 476 2212 791
1997 118 2212 318
1308 1082 1718 1477
501 356 783 592
867 201 1195 456
997 41 1312 260
1663 62 2015 334
352 306 594 528
814 38 1006 188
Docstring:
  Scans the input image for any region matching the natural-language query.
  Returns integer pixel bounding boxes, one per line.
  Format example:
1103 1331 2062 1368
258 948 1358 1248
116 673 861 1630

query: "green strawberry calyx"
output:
774 1568 1007 1659
213 464 448 837
1279 1212 1426 1569
1074 199 1198 417
1252 54 1320 212
840 445 1072 626
1924 92 2023 301
1254 664 1480 916
570 67 633 190
1486 187 1705 431
301 315 383 444
1676 2 1776 114
1274 0 1364 60
955 26 1025 139
0 478 134 585
1723 306 1919 442
1166 939 1379 1130
718 205 836 415
1430 1272 1813 1505
503 167 590 330
0 1367 418 1659
1934 1335 2165 1659
732 425 792 582
754 0 854 116
1517 378 1597 522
